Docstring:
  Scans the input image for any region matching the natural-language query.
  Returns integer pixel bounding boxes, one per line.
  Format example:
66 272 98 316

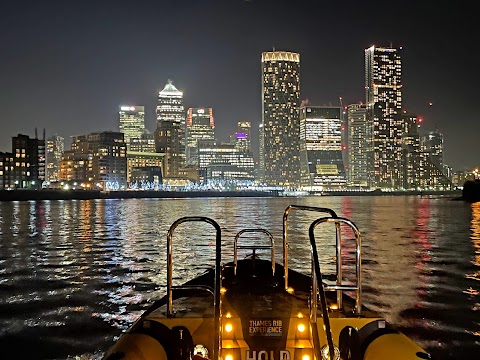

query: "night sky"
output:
0 0 477 170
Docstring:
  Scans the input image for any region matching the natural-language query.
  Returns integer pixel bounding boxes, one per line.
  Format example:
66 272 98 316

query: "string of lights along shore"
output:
0 45 476 192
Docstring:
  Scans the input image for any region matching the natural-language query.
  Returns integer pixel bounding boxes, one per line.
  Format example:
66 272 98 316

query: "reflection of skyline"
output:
0 197 478 358
364 197 422 324
413 198 432 304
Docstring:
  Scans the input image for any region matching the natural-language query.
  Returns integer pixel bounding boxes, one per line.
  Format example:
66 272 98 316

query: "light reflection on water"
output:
0 196 478 359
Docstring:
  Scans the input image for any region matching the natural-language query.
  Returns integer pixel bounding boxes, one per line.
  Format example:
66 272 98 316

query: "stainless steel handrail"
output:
166 216 221 360
308 216 361 360
234 229 275 276
309 217 362 315
282 205 338 291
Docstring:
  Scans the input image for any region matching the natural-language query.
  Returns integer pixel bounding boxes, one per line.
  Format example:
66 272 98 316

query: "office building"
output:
365 45 403 189
198 141 255 182
126 151 164 185
155 80 185 177
261 51 301 187
185 108 215 166
399 113 421 189
299 106 346 190
422 130 444 171
130 133 156 153
347 104 368 188
235 121 252 153
118 105 145 148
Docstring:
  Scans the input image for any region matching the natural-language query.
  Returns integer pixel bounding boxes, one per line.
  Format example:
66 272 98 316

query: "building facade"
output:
365 45 403 189
198 141 255 182
155 80 185 177
126 151 164 185
185 108 215 166
130 133 156 153
118 105 145 148
8 133 46 189
235 121 252 153
46 134 64 182
261 51 301 187
299 106 346 190
66 131 127 189
347 104 368 188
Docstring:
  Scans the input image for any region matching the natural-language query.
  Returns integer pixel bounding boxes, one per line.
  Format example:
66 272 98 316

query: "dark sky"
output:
0 0 477 171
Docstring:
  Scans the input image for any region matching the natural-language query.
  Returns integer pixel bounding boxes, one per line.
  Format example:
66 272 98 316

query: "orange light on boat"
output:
225 323 233 333
225 354 233 360
220 287 227 294
286 287 294 294
297 323 306 332
297 312 304 318
225 312 232 318
302 355 310 360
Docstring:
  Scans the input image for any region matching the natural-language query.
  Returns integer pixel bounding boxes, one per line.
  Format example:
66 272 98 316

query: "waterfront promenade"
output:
0 188 462 201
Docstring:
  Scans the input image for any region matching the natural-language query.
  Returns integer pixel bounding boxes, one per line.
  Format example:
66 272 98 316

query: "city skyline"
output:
0 0 477 171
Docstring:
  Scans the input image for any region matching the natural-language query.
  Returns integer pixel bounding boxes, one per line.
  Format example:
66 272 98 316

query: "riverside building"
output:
365 45 403 189
261 51 301 187
0 131 45 189
347 104 368 188
63 131 127 190
46 134 64 182
299 106 346 190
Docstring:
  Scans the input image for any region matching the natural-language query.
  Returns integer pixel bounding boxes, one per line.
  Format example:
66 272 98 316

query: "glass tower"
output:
118 105 145 148
155 80 185 177
347 104 368 187
185 108 215 166
299 106 346 190
261 51 301 187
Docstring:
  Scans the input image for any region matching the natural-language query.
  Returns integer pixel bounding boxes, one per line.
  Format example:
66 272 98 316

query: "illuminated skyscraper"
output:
185 108 215 166
299 106 346 189
155 80 185 177
422 130 444 171
261 51 301 187
46 134 64 182
118 105 145 147
347 104 368 187
365 45 403 189
235 121 252 153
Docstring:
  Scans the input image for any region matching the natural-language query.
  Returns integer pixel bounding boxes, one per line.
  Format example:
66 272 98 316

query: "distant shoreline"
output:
0 189 463 202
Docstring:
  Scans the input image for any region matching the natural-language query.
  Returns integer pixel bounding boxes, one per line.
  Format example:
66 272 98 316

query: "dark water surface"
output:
0 196 478 359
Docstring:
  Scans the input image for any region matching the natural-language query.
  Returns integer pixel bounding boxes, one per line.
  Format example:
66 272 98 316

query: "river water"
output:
0 196 478 359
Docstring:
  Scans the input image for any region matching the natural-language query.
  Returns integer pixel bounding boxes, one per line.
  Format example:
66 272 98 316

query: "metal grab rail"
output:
308 217 361 360
234 229 275 276
309 217 362 315
282 205 338 291
166 216 221 360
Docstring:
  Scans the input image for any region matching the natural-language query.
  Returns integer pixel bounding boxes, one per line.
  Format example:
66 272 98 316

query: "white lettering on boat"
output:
248 319 283 336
